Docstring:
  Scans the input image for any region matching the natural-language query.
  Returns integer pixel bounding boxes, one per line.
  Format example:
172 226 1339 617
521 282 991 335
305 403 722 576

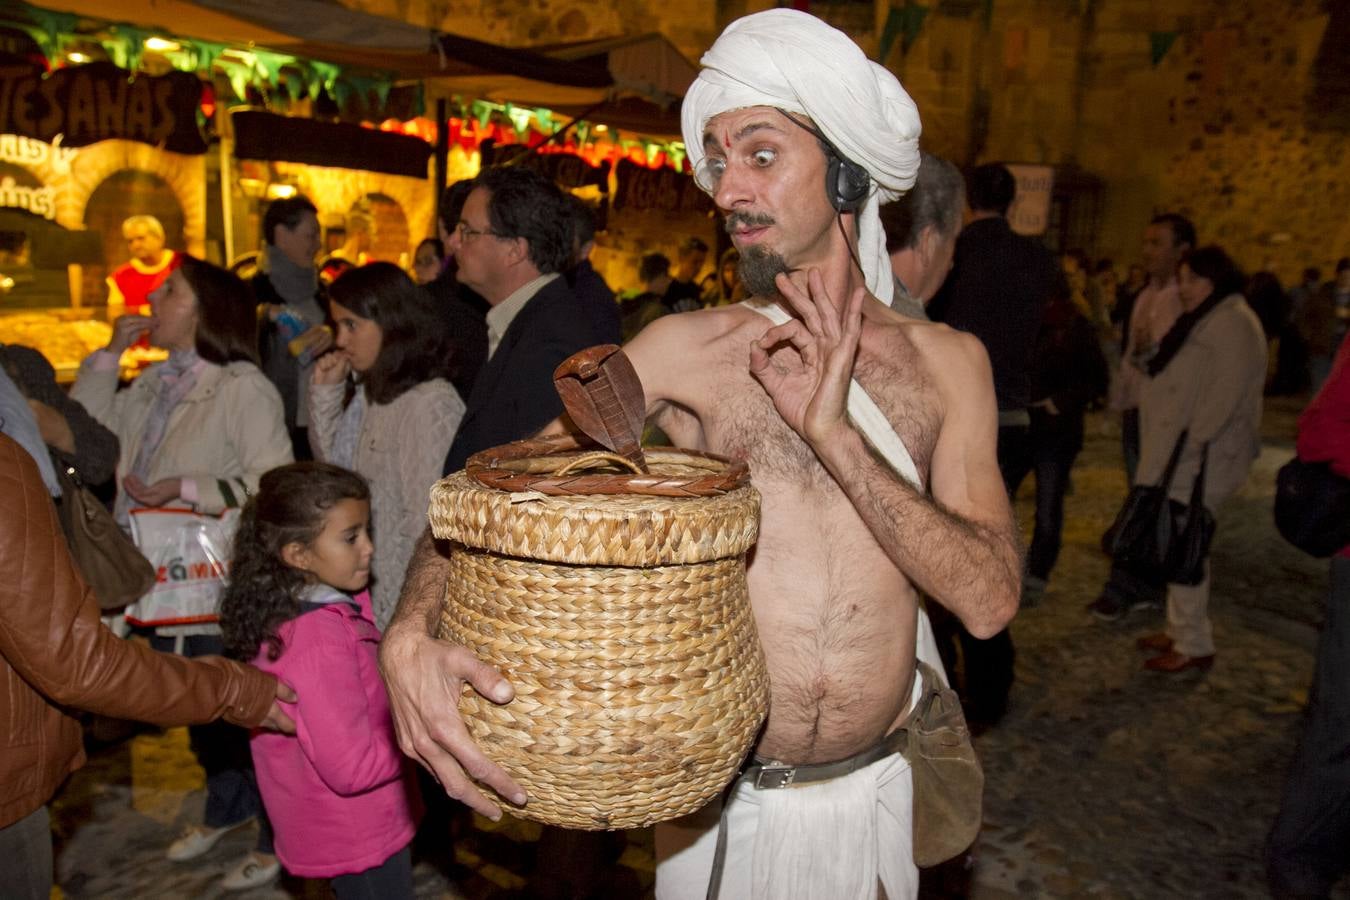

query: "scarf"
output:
263 244 322 323
1147 291 1229 377
329 384 367 470
118 350 205 522
681 9 922 308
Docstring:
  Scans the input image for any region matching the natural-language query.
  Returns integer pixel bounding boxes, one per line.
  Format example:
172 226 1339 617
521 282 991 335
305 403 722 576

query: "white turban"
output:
682 9 922 307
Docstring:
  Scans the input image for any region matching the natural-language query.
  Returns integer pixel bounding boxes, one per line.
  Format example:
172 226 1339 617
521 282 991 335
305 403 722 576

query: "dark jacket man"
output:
441 167 604 474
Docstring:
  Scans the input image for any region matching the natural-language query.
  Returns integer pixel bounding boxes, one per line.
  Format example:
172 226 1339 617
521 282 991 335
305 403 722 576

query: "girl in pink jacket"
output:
219 462 421 897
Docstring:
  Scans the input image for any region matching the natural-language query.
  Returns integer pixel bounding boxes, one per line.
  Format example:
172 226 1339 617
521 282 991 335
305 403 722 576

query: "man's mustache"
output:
724 212 775 233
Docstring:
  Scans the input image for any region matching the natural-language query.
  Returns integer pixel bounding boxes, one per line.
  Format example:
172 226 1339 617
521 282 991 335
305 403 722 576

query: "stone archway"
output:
82 170 185 305
55 141 206 255
276 162 433 266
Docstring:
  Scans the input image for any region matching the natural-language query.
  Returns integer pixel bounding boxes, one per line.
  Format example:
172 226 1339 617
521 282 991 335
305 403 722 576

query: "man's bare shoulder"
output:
631 303 766 346
867 310 989 379
624 304 767 403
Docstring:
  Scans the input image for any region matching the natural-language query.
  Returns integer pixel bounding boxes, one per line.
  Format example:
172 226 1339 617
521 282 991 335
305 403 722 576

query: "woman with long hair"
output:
1130 245 1267 672
71 253 293 891
308 262 465 629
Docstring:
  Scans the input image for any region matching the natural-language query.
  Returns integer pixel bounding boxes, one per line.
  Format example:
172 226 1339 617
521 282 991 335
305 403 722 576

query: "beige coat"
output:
71 356 293 514
309 379 464 629
1137 294 1267 506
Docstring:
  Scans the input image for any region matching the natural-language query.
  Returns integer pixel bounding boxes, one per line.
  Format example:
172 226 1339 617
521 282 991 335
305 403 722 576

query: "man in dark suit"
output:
441 166 604 474
563 194 623 345
929 162 1058 730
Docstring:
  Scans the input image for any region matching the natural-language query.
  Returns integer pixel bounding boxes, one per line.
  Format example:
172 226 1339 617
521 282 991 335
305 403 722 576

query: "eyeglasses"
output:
456 221 501 242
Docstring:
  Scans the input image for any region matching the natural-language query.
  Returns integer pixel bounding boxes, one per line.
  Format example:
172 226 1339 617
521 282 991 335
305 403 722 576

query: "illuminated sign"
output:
0 134 78 174
0 175 56 219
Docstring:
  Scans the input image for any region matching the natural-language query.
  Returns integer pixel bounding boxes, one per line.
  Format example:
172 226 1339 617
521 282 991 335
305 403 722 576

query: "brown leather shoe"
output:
1136 632 1174 653
1145 650 1215 673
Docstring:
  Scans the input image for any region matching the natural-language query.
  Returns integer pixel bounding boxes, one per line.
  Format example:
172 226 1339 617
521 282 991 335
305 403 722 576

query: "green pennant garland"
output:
17 4 78 59
903 4 929 54
879 6 904 61
1149 31 1178 67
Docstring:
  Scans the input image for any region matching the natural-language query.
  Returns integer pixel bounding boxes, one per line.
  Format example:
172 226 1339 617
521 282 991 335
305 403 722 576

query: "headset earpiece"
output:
825 149 870 213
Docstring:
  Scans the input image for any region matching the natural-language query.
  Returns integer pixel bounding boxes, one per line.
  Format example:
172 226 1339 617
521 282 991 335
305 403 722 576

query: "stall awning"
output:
230 109 432 178
27 0 613 88
427 33 697 137
21 1 695 138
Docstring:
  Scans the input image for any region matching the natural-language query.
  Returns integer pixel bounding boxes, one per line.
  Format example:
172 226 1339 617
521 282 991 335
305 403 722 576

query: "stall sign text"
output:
0 175 56 219
0 61 206 155
0 134 78 175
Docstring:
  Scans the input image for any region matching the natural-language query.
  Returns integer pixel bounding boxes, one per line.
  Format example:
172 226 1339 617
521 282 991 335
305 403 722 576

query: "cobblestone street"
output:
49 401 1350 899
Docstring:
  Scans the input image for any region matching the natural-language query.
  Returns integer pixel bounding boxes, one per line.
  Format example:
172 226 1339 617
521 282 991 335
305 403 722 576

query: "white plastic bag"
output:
124 508 240 628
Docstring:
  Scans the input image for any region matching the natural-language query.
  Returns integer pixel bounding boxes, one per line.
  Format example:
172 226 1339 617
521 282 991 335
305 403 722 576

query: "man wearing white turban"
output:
374 10 1020 900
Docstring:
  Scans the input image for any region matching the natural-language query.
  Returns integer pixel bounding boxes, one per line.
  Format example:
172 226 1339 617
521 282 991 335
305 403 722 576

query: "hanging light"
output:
66 50 90 64
145 37 181 53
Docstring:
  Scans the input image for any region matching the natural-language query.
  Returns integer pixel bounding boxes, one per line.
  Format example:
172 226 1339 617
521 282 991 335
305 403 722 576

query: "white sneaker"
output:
221 851 281 892
166 822 246 862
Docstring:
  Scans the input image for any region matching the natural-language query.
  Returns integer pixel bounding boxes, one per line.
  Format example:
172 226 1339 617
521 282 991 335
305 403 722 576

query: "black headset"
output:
823 142 871 213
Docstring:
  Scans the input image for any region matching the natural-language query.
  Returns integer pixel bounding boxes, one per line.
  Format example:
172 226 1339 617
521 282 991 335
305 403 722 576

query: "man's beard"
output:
738 244 790 299
725 212 788 299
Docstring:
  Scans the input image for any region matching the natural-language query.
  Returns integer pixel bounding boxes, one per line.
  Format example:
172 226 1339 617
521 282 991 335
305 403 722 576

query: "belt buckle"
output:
754 764 796 790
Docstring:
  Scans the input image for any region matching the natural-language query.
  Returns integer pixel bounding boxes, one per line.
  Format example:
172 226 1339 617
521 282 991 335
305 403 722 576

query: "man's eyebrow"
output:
702 120 786 150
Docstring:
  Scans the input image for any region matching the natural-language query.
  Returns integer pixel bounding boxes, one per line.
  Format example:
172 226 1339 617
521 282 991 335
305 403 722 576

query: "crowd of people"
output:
1 7 1348 900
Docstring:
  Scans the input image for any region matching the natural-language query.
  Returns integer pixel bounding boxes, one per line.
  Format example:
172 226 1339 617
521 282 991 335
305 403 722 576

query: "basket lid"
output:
431 443 760 566
465 433 750 498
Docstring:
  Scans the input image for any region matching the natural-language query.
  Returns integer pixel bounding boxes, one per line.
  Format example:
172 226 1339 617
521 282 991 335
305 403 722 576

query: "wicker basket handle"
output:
553 345 648 473
553 451 644 477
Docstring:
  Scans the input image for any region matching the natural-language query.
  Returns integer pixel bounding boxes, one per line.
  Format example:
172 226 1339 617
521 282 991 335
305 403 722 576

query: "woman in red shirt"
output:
1266 333 1350 899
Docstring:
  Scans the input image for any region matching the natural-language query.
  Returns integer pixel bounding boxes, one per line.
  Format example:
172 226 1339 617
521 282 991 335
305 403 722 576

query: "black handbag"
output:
1102 430 1216 586
1274 457 1350 557
54 464 157 611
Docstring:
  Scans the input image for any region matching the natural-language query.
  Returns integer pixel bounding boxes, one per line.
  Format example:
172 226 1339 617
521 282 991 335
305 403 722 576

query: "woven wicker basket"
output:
430 434 769 829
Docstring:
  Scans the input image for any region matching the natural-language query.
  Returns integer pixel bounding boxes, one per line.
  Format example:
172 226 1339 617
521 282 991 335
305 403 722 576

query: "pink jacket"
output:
248 591 421 877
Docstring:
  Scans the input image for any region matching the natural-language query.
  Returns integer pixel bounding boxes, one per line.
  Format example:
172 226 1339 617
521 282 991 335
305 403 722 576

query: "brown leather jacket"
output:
0 435 276 829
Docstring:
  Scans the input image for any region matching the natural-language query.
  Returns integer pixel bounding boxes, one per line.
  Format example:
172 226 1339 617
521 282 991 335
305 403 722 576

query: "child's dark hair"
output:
220 462 370 662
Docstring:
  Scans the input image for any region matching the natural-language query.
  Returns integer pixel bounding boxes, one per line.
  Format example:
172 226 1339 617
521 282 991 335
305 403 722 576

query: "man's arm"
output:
749 270 1020 637
378 526 526 818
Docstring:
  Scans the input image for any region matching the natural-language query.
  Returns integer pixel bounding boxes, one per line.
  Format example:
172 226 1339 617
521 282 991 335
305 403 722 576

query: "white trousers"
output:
655 657 931 900
655 751 916 900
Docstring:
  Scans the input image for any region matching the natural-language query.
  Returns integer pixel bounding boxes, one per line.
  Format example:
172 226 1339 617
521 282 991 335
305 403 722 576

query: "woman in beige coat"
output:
71 254 293 891
1134 246 1267 672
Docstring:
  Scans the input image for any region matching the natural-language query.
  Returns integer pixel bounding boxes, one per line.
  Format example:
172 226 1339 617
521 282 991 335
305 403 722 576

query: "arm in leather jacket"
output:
0 434 276 728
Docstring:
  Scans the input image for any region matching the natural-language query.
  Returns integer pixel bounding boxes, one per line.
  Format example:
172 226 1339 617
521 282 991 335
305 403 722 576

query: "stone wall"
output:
889 0 1348 282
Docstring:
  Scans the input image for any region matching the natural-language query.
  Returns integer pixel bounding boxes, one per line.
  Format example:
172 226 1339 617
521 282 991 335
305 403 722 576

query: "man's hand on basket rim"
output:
379 617 526 819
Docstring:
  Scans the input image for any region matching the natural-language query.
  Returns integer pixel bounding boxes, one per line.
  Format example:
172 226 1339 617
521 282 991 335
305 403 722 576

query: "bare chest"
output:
690 336 940 488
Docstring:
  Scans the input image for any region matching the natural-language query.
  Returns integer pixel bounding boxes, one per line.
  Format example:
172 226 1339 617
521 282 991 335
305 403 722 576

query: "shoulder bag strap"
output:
1158 428 1189 492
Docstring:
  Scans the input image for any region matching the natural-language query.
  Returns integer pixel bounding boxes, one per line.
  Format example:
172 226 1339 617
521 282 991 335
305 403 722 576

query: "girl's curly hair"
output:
219 462 369 662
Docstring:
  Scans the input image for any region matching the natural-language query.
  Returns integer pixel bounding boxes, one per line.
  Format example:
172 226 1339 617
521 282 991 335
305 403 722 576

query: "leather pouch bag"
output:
1274 457 1350 558
899 660 984 868
54 464 156 611
1102 430 1215 586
